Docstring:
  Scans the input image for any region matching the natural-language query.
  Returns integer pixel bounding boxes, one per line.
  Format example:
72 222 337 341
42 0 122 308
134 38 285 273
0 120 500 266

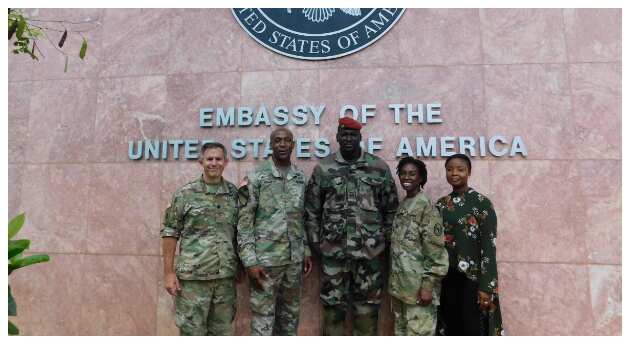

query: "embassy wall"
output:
7 8 621 335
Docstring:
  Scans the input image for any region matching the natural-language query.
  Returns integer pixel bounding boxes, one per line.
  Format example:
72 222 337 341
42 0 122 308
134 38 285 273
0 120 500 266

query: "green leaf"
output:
79 38 87 60
15 17 25 40
8 19 18 40
8 285 17 316
9 320 19 335
8 213 25 239
9 254 50 274
8 239 30 259
64 55 68 73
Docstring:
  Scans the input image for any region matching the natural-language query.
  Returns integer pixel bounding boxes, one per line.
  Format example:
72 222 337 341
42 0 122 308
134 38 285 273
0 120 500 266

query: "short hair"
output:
270 127 294 142
396 156 428 187
199 142 228 160
444 153 471 171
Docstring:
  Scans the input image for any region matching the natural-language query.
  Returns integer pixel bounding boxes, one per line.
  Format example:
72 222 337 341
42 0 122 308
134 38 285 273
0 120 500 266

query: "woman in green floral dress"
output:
435 154 503 336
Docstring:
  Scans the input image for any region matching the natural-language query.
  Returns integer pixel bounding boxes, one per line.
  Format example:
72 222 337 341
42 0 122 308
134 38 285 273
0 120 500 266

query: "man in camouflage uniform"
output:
161 142 240 335
237 128 313 336
389 157 449 335
305 117 399 335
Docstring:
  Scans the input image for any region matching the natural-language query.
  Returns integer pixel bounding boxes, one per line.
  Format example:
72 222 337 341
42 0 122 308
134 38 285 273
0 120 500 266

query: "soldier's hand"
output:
417 289 432 306
303 256 314 278
247 266 267 290
165 272 180 296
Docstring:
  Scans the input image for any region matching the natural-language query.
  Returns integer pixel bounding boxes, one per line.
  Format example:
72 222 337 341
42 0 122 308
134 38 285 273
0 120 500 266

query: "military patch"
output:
238 185 249 207
434 223 443 236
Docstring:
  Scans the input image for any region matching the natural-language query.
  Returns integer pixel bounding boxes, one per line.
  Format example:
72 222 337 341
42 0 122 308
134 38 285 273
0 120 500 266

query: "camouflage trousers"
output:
391 297 437 336
249 262 303 336
174 278 235 336
320 257 384 336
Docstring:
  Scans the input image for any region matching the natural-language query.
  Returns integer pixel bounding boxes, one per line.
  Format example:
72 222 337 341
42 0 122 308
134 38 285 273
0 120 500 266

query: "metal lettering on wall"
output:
232 8 405 60
128 103 528 160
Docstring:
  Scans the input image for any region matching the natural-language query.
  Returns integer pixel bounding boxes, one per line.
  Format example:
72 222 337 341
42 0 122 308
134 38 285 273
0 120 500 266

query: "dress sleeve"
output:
304 166 323 245
161 190 185 238
479 198 499 294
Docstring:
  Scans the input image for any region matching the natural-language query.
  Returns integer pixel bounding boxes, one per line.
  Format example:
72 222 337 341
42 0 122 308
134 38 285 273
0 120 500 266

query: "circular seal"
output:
232 8 405 60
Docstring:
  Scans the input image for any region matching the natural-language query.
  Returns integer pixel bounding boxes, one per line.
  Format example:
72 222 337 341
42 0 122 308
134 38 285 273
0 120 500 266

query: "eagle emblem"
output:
286 8 362 23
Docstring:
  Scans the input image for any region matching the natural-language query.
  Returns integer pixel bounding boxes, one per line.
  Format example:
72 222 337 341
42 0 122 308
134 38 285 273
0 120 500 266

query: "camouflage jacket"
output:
237 160 311 268
161 176 239 280
388 192 449 305
305 151 399 260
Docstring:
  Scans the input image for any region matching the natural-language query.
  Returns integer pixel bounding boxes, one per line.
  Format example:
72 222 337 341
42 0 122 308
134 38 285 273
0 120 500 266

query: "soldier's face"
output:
199 148 227 180
398 163 423 193
336 128 362 155
271 129 295 162
445 158 470 189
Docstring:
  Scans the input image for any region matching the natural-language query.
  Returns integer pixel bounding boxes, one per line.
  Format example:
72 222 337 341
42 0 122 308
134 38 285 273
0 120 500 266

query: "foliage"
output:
8 8 90 71
8 213 50 335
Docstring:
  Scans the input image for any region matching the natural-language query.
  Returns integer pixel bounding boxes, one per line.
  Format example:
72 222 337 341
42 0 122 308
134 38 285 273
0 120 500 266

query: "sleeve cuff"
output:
421 278 435 292
160 227 180 238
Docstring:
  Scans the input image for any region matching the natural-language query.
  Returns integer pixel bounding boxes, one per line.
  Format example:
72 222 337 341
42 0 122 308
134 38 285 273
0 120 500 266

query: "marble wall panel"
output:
480 9 566 64
484 64 572 159
94 75 168 162
568 63 621 160
575 160 621 265
8 164 23 219
490 160 588 264
26 79 97 163
8 81 31 164
563 9 621 63
9 254 85 335
87 163 162 255
80 255 159 335
168 9 242 75
589 265 621 335
499 262 594 335
100 9 173 77
20 164 90 253
398 9 482 66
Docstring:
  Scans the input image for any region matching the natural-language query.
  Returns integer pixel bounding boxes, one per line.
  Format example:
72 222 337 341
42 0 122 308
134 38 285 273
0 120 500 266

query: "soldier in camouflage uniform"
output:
388 157 448 336
305 117 399 335
237 128 313 336
161 142 240 336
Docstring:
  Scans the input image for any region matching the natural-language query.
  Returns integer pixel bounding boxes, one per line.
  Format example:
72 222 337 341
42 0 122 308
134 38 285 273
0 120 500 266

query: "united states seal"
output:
232 8 405 60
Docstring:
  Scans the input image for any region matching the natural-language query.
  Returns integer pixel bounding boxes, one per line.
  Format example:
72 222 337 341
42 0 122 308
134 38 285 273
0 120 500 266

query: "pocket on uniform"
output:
358 176 382 212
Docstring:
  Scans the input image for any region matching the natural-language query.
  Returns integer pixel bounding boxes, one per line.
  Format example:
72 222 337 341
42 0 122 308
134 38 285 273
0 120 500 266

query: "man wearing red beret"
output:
305 117 399 335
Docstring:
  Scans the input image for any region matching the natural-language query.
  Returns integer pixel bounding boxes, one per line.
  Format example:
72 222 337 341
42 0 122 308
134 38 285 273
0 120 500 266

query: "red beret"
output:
338 116 362 130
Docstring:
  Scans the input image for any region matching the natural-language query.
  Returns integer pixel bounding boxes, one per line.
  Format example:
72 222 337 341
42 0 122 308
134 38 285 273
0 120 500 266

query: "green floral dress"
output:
436 188 503 336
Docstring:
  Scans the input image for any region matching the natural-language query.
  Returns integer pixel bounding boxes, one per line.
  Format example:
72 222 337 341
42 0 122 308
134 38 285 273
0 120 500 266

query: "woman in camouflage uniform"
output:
388 157 449 336
436 154 503 336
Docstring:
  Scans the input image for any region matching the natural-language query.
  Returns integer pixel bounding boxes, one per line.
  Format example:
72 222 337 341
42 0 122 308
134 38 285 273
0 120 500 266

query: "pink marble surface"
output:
8 41 35 81
87 163 162 255
80 255 159 335
569 62 621 160
575 160 621 265
168 9 242 75
563 9 621 63
499 262 594 335
94 75 167 162
397 9 482 66
100 9 172 77
484 64 573 159
8 164 23 219
490 160 588 264
26 79 97 163
20 164 90 253
589 265 621 335
480 9 567 64
8 81 31 164
9 254 85 335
